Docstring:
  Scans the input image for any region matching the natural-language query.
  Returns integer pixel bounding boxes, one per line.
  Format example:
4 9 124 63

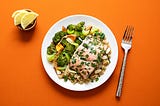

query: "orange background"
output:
0 0 160 106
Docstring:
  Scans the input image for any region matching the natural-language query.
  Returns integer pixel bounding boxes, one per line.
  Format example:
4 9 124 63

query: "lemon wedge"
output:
12 10 27 18
21 12 39 29
13 11 28 26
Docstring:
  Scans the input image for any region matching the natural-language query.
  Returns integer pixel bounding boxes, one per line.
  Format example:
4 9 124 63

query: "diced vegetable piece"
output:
56 43 64 52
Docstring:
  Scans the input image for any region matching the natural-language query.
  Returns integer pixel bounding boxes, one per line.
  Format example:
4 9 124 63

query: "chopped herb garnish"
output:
63 75 68 82
80 57 86 61
97 53 102 63
95 77 99 82
93 60 98 63
81 61 85 65
91 63 97 68
90 49 96 55
83 43 88 49
79 51 83 55
85 54 89 58
85 62 90 66
76 51 79 55
100 49 106 55
71 76 75 81
99 33 105 40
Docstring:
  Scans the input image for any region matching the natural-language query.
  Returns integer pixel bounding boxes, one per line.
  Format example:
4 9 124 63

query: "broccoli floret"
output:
61 39 68 47
47 54 56 62
75 37 82 45
47 43 56 55
66 24 76 34
64 43 75 55
57 51 70 67
67 24 75 31
75 22 85 31
57 41 76 66
52 31 67 45
74 31 86 40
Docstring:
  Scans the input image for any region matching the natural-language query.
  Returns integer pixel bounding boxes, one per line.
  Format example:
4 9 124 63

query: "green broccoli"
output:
47 54 56 62
67 24 76 34
75 37 82 45
64 43 75 56
57 51 70 67
47 43 56 55
75 21 85 31
61 39 68 47
52 31 67 45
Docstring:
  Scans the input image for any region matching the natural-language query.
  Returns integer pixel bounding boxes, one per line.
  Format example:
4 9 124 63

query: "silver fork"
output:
116 26 134 98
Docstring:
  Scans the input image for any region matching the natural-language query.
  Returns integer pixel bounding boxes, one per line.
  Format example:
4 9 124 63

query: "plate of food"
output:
41 14 118 91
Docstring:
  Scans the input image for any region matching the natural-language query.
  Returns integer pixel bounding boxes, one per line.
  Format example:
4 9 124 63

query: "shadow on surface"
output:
42 66 116 98
11 26 36 42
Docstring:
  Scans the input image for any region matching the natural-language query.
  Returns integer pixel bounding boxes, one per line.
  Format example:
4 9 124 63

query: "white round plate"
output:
41 14 118 91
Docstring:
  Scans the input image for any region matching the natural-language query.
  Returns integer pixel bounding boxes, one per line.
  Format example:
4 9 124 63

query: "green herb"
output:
71 76 75 81
100 49 106 55
91 63 97 68
85 62 90 66
99 33 105 40
81 61 85 65
80 57 86 61
63 75 68 82
90 49 96 55
93 60 98 63
79 51 83 55
95 77 99 82
83 43 88 49
97 53 102 64
85 54 89 58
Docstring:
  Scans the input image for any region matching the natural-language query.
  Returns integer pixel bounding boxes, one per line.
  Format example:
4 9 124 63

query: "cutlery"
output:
116 26 134 98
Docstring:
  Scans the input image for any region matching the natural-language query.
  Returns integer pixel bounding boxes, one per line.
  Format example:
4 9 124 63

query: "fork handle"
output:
116 50 128 98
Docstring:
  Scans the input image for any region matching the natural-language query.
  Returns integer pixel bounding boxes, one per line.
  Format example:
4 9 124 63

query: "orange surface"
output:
0 0 160 106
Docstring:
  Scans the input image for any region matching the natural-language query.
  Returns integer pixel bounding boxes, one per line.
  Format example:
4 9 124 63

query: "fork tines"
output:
123 26 134 43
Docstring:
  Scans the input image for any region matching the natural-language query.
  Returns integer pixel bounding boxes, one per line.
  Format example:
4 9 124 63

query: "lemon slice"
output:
14 11 28 26
12 10 27 18
21 12 39 29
